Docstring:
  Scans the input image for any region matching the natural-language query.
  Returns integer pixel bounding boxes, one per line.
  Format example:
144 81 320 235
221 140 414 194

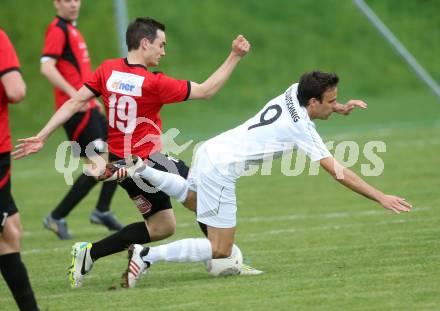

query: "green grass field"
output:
1 0 439 310
2 121 439 311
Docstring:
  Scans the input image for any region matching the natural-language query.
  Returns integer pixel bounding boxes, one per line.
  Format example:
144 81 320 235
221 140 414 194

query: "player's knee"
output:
149 222 176 240
11 221 23 241
1 224 22 251
163 224 176 238
15 226 23 241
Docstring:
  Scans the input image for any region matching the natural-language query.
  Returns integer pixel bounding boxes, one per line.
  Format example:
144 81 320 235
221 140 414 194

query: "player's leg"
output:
44 111 99 240
117 192 180 287
68 220 150 288
134 227 234 265
87 110 122 230
131 225 234 264
134 162 190 206
88 209 176 264
45 108 123 238
68 154 188 288
0 214 39 311
0 153 39 310
44 168 97 240
68 174 154 288
101 153 195 210
85 154 121 231
123 225 235 288
68 210 174 288
116 149 262 275
144 208 176 240
123 155 238 288
0 212 21 253
89 180 121 230
207 226 235 258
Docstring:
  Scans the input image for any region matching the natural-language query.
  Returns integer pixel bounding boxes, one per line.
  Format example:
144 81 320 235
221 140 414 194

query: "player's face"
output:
145 30 166 67
54 0 81 22
315 87 338 120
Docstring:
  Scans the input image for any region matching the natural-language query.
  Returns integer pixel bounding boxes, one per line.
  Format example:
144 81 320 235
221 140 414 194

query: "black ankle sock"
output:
0 253 39 311
95 180 118 213
198 221 208 237
90 222 150 261
51 173 97 219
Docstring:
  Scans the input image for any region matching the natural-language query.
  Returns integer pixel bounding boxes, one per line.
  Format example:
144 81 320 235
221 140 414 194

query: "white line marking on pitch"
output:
21 207 431 256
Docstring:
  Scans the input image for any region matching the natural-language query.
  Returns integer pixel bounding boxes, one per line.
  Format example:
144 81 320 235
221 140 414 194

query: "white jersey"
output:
203 83 331 178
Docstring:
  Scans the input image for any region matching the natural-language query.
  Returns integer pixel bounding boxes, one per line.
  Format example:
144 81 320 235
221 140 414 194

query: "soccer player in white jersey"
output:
107 71 412 288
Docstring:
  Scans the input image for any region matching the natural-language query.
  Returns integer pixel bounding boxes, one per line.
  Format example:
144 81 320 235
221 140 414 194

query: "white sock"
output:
143 238 212 264
137 166 188 203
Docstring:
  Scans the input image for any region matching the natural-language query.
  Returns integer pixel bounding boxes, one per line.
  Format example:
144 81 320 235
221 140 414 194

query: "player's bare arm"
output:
0 70 26 103
333 99 367 115
189 35 250 100
41 58 78 99
319 156 412 214
12 86 94 159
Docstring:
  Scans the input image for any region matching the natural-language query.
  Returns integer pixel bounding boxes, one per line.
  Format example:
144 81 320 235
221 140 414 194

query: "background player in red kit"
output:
0 28 39 311
40 0 122 240
13 17 251 288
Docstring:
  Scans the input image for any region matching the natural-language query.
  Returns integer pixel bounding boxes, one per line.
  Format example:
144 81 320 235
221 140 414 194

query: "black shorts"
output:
0 152 18 219
110 153 189 219
63 107 107 158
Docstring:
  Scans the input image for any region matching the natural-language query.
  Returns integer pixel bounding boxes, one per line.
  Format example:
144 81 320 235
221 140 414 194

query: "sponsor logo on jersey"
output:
106 71 144 96
285 87 300 122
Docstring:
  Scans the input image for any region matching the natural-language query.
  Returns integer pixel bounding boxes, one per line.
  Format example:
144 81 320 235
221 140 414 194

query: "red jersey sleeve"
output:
84 63 104 97
155 73 190 104
41 26 65 58
0 29 20 76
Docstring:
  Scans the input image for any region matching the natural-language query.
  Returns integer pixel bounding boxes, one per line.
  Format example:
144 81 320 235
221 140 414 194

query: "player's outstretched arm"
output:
319 156 412 214
189 34 250 100
333 99 367 115
12 86 95 159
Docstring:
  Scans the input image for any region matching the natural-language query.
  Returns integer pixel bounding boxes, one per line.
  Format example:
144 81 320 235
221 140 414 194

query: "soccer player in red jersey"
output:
13 17 250 288
0 28 39 311
39 0 122 240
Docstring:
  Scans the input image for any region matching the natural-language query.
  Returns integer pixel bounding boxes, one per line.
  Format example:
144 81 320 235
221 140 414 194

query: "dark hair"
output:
126 17 165 51
297 71 339 107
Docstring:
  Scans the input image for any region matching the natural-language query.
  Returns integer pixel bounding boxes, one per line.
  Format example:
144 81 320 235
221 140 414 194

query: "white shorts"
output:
188 145 237 229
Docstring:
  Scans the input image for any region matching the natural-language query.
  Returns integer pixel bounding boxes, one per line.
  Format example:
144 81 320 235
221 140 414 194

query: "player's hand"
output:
379 195 412 214
12 136 45 160
333 100 367 115
231 35 251 57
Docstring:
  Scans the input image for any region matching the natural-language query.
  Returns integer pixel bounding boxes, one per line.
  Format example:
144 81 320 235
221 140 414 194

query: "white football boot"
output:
240 263 264 276
121 244 150 288
68 242 94 288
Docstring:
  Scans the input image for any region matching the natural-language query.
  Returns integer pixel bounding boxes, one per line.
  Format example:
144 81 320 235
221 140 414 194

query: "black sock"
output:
95 180 118 213
0 253 39 311
198 221 208 237
90 222 150 261
51 173 97 219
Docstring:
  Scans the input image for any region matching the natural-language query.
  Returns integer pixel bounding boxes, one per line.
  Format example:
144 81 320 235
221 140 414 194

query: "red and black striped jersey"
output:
41 16 96 110
0 28 21 153
85 58 190 158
